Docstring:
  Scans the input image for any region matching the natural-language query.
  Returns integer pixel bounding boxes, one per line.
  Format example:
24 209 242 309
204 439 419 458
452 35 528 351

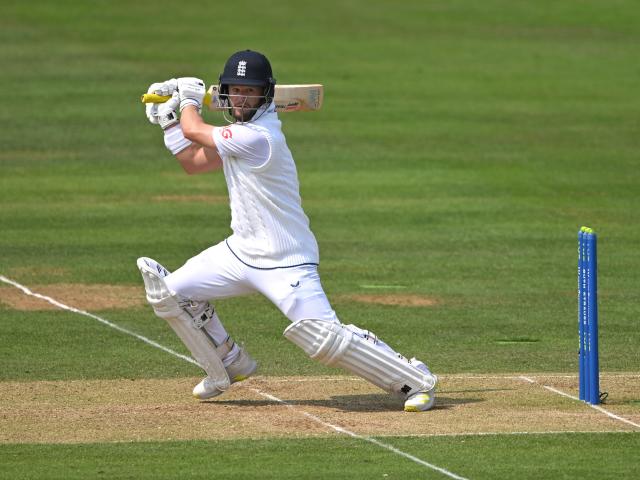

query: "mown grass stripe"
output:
0 275 199 368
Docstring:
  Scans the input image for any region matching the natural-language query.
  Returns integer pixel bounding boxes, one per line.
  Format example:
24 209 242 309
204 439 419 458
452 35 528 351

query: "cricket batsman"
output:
138 50 437 411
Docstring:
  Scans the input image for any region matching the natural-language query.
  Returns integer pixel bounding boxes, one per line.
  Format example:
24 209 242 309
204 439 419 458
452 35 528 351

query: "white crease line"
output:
0 275 200 368
519 376 640 430
252 388 468 480
378 430 637 438
0 275 469 480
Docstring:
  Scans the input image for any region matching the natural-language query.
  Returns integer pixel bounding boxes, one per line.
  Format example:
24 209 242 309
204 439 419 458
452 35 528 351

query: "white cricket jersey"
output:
212 103 319 269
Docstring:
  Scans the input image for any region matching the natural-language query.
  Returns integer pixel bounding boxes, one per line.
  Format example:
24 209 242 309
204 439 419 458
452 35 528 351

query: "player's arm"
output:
180 106 216 149
173 77 270 171
176 77 217 149
145 79 223 175
144 78 215 174
171 78 224 174
180 101 271 172
174 140 222 174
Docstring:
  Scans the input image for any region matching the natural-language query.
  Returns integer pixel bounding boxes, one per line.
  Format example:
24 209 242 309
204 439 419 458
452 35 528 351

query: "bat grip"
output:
141 93 171 104
141 92 213 105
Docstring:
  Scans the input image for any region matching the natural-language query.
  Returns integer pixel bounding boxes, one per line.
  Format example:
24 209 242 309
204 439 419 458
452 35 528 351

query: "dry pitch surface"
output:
2 374 639 444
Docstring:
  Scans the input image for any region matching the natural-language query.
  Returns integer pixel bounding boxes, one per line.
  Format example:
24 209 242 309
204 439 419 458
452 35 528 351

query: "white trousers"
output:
163 240 417 382
164 241 339 350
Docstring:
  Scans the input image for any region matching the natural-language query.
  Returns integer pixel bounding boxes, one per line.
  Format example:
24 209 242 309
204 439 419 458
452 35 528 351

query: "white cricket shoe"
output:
404 389 436 412
403 357 437 412
193 347 257 400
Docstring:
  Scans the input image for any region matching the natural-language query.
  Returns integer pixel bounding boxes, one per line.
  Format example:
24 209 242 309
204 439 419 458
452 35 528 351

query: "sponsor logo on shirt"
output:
221 127 233 139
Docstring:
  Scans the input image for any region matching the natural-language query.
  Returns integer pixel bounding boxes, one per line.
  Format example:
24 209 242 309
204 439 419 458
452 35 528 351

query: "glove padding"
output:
157 91 180 129
152 78 178 97
177 77 206 113
145 79 178 125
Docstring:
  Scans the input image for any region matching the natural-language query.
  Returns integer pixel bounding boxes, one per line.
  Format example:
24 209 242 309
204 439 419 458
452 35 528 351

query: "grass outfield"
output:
1 434 639 479
1 0 639 478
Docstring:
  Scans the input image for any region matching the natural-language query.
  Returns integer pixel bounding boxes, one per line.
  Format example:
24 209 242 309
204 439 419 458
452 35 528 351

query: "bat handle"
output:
141 93 170 104
141 92 213 105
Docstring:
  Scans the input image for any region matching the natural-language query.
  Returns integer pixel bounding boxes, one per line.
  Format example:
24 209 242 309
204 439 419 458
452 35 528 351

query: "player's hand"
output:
157 91 180 130
145 79 178 125
149 78 178 97
177 77 206 113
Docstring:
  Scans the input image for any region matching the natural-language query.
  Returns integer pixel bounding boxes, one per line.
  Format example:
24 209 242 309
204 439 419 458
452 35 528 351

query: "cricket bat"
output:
141 84 323 112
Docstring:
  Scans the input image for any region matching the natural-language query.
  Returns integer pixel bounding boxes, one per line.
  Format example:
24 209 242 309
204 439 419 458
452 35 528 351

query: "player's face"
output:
228 85 265 121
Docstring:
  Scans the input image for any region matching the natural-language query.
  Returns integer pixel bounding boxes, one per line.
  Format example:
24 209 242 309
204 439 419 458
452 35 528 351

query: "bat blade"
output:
207 84 323 112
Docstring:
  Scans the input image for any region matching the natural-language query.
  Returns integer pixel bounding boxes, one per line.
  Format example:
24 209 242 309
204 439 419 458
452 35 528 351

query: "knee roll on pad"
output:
137 257 230 392
283 319 436 398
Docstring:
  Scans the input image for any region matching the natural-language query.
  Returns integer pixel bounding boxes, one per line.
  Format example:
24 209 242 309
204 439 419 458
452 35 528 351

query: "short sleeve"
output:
212 125 271 168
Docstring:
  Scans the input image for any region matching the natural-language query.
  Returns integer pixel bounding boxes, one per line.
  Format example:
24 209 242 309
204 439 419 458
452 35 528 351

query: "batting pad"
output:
137 257 230 393
283 319 436 398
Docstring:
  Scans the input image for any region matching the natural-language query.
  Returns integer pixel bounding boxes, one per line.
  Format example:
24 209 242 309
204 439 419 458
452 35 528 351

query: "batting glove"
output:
152 78 178 97
145 78 178 125
157 91 180 129
177 77 206 113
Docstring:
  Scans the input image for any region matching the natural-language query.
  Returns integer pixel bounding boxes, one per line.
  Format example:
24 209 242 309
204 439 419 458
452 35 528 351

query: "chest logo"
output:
221 127 233 139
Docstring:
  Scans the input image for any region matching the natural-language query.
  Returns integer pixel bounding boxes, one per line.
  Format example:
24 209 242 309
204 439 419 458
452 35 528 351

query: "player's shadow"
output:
300 394 482 412
212 394 482 412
